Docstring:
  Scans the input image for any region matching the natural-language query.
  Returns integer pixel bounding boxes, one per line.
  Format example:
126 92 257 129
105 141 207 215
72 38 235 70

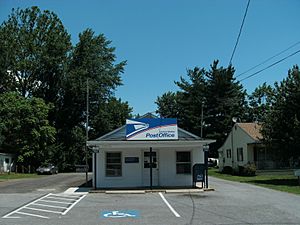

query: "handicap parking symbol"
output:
101 210 140 218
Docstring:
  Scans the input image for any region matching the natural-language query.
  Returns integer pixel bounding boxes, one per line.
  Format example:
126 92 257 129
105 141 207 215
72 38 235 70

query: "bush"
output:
222 166 233 174
243 163 256 176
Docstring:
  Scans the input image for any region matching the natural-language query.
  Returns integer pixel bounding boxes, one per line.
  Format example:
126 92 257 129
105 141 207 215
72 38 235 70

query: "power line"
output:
236 40 300 78
239 49 300 82
229 0 251 66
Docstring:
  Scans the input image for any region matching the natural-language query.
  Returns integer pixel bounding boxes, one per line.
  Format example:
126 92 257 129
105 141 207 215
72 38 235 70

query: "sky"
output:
1 0 300 115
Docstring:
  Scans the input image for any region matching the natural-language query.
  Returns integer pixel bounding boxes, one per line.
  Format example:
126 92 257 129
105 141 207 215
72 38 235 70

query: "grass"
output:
208 168 300 195
0 173 40 182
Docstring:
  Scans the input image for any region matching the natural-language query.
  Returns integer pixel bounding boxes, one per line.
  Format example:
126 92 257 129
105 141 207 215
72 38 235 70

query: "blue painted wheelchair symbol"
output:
101 210 140 218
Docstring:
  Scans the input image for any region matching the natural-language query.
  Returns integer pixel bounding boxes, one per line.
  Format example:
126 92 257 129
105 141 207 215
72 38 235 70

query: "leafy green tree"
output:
55 29 129 165
0 7 131 169
156 91 181 119
247 83 274 122
205 61 246 154
262 66 300 163
0 6 71 103
91 97 132 137
156 61 247 157
175 67 207 134
0 92 56 167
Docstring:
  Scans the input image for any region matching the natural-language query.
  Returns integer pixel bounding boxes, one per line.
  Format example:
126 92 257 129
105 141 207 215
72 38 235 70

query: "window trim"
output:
226 149 232 158
105 152 122 177
176 151 192 174
237 147 244 162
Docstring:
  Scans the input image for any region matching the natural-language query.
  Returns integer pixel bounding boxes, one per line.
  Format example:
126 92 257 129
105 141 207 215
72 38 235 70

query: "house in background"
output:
0 153 15 173
218 122 274 171
87 117 215 189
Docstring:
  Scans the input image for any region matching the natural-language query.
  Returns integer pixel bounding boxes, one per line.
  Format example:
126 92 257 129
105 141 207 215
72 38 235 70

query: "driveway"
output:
0 173 90 193
1 176 300 225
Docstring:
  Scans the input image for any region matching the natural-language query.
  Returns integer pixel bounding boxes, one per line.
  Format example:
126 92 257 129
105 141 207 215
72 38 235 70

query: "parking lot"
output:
1 191 209 225
1 176 300 225
2 192 86 219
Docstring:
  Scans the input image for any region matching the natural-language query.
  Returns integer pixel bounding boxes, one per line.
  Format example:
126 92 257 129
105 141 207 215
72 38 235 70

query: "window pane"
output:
176 152 190 162
106 152 122 177
144 162 157 168
176 163 191 174
107 158 121 163
144 152 156 157
106 153 121 163
106 165 122 176
237 148 243 161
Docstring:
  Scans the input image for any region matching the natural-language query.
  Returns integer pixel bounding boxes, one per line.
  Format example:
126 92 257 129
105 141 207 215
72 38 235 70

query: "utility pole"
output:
200 101 204 138
85 78 89 185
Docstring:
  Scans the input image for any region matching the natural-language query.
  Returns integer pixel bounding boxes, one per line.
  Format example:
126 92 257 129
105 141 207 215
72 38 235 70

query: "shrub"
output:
222 166 233 174
243 163 256 176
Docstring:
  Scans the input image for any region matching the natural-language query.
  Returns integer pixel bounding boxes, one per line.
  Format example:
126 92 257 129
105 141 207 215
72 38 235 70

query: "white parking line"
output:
2 193 52 219
46 196 76 201
31 203 68 209
61 194 86 215
24 206 62 214
2 193 86 219
38 199 73 204
51 194 79 199
16 211 49 219
158 192 181 218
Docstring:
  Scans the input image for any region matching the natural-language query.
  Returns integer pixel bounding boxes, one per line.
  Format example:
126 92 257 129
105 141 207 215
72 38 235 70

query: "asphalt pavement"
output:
0 172 90 193
1 175 300 225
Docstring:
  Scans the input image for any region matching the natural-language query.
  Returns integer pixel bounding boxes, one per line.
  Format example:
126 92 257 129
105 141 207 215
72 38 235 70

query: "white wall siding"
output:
96 148 142 188
159 148 192 186
95 147 205 188
218 124 255 171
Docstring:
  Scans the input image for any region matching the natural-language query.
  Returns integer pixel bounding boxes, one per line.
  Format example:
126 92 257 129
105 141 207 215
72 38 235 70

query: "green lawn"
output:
0 173 40 182
209 168 300 195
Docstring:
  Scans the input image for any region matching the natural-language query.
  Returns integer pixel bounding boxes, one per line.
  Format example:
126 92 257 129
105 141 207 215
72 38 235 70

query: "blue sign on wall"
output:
126 118 178 140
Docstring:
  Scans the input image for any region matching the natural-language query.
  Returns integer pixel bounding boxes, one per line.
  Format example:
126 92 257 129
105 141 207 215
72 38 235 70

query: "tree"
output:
0 7 71 103
262 66 300 163
156 91 181 119
91 97 132 137
156 61 247 157
247 83 274 122
55 29 129 166
0 7 132 169
0 92 56 167
205 61 247 154
174 67 207 134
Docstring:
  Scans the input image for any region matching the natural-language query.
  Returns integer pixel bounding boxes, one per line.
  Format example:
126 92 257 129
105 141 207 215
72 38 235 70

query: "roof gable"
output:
237 123 263 141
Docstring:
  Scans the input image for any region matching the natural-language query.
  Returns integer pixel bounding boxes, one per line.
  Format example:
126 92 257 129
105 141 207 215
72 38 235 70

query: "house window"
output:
226 149 231 158
106 152 122 177
176 151 191 174
237 148 244 161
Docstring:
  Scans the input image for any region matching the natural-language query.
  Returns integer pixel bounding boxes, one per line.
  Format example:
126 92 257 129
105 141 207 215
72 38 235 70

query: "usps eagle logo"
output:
126 119 149 139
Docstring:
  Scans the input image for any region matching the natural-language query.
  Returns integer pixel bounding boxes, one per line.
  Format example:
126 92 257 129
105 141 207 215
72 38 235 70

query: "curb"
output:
165 189 204 193
203 188 215 191
105 190 146 194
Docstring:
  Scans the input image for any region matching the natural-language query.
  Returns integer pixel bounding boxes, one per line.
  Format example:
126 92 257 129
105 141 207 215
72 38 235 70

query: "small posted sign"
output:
295 169 300 185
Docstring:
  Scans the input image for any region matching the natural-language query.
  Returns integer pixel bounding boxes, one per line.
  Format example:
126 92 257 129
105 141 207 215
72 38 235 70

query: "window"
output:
226 149 231 158
176 152 191 174
106 152 122 177
237 148 244 161
144 152 157 168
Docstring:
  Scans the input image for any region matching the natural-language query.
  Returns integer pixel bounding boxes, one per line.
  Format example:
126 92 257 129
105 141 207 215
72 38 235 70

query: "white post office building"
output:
87 118 215 189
